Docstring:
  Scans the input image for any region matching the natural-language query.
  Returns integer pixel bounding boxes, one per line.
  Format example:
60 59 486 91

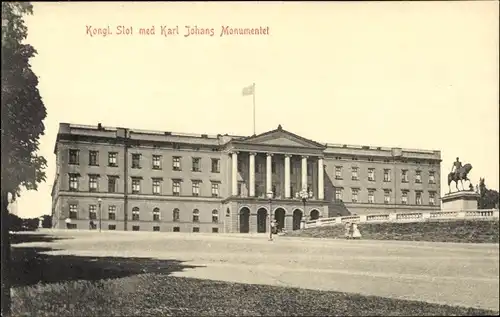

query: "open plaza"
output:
10 228 500 316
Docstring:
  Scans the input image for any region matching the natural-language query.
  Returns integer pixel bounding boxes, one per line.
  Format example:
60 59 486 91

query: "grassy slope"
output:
12 274 499 316
286 220 500 243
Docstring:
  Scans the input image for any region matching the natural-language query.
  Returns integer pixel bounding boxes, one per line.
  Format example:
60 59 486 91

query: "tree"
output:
41 214 52 228
478 178 499 209
1 2 47 315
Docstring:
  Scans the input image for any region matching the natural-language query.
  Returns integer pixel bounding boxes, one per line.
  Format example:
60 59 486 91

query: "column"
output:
249 153 256 197
284 155 291 198
301 156 308 191
232 152 238 196
266 153 273 194
318 157 324 200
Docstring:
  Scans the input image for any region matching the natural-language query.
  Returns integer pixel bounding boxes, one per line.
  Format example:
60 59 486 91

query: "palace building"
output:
51 123 442 233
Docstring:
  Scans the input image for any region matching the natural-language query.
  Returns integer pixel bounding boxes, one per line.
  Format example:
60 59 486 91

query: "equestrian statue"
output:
447 157 473 193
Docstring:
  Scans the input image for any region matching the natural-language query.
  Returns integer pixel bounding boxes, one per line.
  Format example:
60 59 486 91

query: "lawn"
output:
286 220 500 243
11 274 499 316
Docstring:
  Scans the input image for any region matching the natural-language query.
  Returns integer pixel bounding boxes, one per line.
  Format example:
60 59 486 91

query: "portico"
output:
230 152 325 200
223 125 328 233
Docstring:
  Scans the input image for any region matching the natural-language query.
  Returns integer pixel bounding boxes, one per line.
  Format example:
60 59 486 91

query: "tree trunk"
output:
1 191 11 316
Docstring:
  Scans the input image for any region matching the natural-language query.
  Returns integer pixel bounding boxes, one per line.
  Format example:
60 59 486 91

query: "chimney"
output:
97 123 103 130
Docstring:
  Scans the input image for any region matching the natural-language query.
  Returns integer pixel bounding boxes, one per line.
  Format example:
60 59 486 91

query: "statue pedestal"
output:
442 191 479 211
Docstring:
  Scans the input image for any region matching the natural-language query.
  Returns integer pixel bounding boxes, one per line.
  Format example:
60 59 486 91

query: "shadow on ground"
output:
9 233 203 287
10 233 72 245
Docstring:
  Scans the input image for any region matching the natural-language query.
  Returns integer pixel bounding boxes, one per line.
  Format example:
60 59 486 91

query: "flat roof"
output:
56 122 441 158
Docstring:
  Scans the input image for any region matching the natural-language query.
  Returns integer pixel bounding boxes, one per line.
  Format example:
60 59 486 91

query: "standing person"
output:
269 219 276 240
352 223 362 239
344 222 351 239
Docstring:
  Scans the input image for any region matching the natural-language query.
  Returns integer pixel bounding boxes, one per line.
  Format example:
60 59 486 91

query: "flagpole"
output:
252 83 256 136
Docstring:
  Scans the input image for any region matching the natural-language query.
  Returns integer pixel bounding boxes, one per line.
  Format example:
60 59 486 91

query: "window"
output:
237 159 243 173
290 185 295 198
212 210 218 223
152 178 161 195
132 225 140 231
89 151 99 166
108 152 118 167
429 192 436 205
307 163 313 176
132 154 141 168
193 209 200 222
351 167 359 180
383 169 391 182
193 227 200 233
237 183 243 196
108 176 117 193
255 162 262 173
172 180 181 196
67 224 77 229
368 190 375 203
212 228 219 233
153 207 160 221
401 170 408 183
69 204 78 219
416 192 422 205
69 174 79 191
89 175 98 192
173 227 180 232
272 162 277 174
415 171 422 183
255 184 262 198
429 171 436 184
211 182 220 197
192 181 200 196
384 190 391 204
173 208 180 222
69 149 79 165
335 188 343 201
192 158 201 172
108 224 116 230
401 191 408 204
108 205 116 220
335 166 342 179
153 226 160 232
89 205 97 220
351 188 359 203
211 158 220 173
131 178 141 194
152 155 162 169
173 157 181 171
132 207 140 221
368 168 375 181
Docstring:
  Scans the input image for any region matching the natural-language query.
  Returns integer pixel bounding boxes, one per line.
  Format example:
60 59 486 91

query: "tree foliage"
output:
2 2 47 198
478 178 499 209
2 3 46 315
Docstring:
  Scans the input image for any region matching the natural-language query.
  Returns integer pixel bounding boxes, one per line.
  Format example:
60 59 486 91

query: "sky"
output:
11 1 499 218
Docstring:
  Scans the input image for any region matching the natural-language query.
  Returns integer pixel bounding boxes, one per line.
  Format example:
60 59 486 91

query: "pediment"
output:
237 126 325 149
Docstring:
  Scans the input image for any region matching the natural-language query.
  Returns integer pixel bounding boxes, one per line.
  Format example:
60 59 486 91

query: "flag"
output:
242 84 254 96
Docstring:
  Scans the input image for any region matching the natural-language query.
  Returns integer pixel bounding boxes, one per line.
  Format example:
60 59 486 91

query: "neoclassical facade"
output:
52 123 442 233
